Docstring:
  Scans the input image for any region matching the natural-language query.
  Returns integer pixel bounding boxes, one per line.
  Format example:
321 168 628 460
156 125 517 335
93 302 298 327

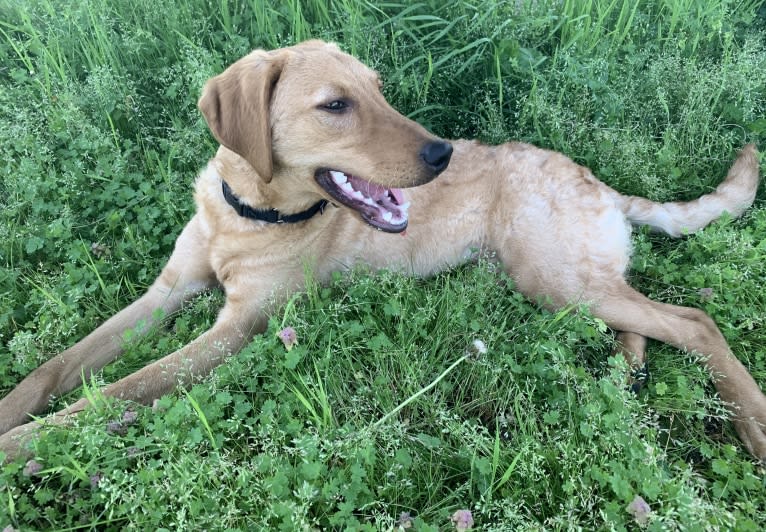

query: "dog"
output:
1 40 764 461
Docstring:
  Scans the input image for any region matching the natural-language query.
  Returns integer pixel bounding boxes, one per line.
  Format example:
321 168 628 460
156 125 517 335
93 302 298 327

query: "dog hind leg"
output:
613 331 649 392
595 283 766 459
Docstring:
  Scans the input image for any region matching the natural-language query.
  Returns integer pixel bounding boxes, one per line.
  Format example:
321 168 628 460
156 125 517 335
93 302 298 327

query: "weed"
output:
1 0 766 529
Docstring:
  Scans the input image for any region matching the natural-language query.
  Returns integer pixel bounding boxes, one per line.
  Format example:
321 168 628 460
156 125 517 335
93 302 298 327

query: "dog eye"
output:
321 100 349 113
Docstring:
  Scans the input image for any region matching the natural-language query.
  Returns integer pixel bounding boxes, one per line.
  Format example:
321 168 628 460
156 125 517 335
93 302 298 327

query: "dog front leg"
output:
0 216 215 436
95 302 267 404
0 302 266 461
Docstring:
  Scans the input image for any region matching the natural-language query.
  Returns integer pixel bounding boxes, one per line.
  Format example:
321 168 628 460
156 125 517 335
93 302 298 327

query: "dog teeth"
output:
351 190 365 200
330 171 347 185
363 197 375 206
340 181 354 193
400 202 411 212
382 212 393 223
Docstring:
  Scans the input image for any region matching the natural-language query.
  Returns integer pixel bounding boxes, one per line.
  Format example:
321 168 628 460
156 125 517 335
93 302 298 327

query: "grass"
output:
1 0 766 529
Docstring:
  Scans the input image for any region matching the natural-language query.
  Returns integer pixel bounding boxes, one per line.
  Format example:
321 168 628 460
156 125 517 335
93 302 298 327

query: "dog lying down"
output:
0 40 764 461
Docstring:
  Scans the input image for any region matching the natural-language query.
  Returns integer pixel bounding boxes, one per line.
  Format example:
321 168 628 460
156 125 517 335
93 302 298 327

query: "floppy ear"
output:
198 50 287 182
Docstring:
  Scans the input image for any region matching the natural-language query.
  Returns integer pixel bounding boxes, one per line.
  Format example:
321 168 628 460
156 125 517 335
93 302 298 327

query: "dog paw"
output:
629 363 650 394
0 422 39 464
717 377 766 461
732 416 766 462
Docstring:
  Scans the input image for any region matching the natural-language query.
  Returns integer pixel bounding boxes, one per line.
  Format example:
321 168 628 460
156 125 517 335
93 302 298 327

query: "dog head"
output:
198 40 452 233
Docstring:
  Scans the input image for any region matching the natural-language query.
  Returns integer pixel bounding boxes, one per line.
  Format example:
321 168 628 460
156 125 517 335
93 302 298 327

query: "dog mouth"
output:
314 169 410 233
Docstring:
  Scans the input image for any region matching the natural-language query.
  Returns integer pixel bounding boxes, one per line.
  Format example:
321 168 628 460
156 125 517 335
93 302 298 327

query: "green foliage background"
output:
1 0 765 529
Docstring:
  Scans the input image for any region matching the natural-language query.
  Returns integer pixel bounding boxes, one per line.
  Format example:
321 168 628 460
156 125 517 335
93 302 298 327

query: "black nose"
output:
420 140 453 174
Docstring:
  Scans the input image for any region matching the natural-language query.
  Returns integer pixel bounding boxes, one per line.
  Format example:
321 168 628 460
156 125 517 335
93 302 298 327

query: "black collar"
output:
221 181 328 224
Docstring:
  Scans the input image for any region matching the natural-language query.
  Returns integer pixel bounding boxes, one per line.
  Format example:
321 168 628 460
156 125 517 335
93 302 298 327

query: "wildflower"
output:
122 409 138 425
467 339 487 358
106 420 127 435
278 326 298 351
698 287 714 300
22 459 42 477
90 472 102 489
90 242 110 257
627 495 651 526
451 509 474 531
397 511 413 529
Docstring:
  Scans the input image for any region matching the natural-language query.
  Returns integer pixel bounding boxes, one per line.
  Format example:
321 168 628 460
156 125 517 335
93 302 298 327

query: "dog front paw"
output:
725 387 766 461
732 415 766 462
0 422 39 464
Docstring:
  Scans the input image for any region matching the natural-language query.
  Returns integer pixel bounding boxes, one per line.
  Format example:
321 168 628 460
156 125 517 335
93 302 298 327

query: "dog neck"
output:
214 146 330 221
220 180 328 223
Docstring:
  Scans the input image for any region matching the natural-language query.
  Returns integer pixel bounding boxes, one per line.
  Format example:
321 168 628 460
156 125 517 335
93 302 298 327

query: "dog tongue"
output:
390 188 405 205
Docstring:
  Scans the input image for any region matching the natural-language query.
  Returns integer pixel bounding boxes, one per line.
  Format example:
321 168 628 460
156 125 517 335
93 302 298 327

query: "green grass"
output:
1 0 766 529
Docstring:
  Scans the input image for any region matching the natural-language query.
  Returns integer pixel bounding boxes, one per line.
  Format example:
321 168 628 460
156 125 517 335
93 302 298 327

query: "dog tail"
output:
618 144 760 237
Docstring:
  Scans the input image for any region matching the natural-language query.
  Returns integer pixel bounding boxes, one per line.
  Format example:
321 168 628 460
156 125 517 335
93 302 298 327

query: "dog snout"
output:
420 140 453 174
